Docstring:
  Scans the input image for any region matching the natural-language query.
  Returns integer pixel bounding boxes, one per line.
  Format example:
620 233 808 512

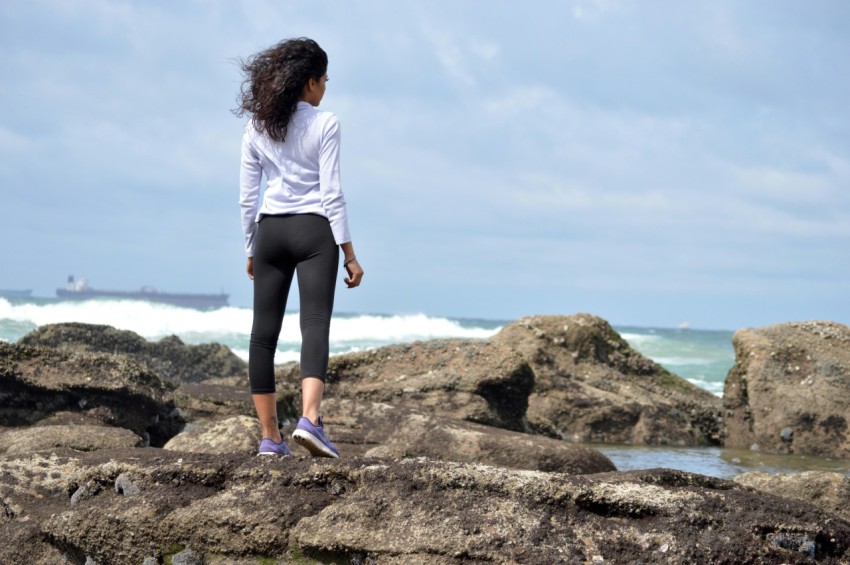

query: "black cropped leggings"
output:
249 213 339 393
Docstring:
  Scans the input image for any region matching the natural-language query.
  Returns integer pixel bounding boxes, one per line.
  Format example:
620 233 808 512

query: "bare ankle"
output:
261 421 281 442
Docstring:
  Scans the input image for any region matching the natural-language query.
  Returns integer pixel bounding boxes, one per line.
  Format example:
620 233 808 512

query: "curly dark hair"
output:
235 38 328 143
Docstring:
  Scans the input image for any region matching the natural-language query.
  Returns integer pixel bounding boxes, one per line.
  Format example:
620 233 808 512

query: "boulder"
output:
1 449 849 563
32 410 128 428
19 322 247 385
311 398 615 474
279 314 722 446
279 339 534 432
491 314 724 445
0 425 142 454
172 382 256 422
0 342 182 446
735 471 850 521
170 380 298 425
723 320 850 457
163 416 261 455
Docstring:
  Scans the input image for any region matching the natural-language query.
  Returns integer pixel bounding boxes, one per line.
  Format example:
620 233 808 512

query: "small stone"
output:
70 486 86 505
780 427 794 443
114 473 141 496
171 548 204 565
750 443 760 451
142 558 158 565
768 532 816 557
800 540 816 558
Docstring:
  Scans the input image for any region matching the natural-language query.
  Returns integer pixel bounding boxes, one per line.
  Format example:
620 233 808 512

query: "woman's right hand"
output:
246 257 254 281
344 258 363 288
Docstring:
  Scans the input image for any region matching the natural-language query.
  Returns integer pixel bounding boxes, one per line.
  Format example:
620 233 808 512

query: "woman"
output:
236 38 363 458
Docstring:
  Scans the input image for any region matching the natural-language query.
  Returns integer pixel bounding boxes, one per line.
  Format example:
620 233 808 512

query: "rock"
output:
280 314 722 447
0 451 88 564
19 322 247 385
491 314 724 445
723 320 850 457
0 523 75 565
114 472 141 496
171 547 204 565
280 338 535 432
70 482 101 505
734 471 850 521
2 449 848 563
0 425 143 454
31 410 121 428
13 314 722 449
172 382 256 422
0 342 182 446
318 398 615 474
164 416 261 455
171 381 298 426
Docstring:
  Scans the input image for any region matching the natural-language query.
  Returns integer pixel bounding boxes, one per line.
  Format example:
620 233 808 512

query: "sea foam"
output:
0 298 499 345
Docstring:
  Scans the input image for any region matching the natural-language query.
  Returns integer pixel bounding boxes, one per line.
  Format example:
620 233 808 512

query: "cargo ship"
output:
56 276 228 309
0 289 33 298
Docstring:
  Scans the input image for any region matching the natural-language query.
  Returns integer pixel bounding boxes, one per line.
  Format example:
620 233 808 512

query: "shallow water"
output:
595 444 850 479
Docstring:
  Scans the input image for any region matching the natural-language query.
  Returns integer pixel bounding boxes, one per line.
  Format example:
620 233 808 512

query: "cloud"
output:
572 0 622 21
1 0 848 327
734 167 832 204
0 126 34 154
482 86 555 115
416 16 503 91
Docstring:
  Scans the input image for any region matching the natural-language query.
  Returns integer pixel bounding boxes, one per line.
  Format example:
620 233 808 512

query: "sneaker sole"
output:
292 429 339 458
257 452 290 457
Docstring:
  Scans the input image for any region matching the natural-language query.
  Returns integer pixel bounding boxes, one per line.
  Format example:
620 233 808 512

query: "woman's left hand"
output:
344 258 364 288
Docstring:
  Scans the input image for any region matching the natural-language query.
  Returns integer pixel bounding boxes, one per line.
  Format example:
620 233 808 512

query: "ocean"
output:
2 297 847 478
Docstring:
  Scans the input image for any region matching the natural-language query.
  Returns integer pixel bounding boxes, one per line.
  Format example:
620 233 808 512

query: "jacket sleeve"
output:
318 114 352 245
239 127 263 257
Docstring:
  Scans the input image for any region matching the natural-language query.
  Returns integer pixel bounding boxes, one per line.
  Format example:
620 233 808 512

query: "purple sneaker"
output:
292 416 339 458
258 437 292 457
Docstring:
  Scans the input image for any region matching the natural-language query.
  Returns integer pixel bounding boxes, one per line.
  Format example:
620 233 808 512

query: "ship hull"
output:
56 288 228 309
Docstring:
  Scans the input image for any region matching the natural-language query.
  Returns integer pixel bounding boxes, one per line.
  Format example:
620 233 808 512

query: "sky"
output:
1 0 848 330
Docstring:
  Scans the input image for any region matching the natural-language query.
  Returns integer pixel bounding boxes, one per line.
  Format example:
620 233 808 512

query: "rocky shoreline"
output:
1 314 848 563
